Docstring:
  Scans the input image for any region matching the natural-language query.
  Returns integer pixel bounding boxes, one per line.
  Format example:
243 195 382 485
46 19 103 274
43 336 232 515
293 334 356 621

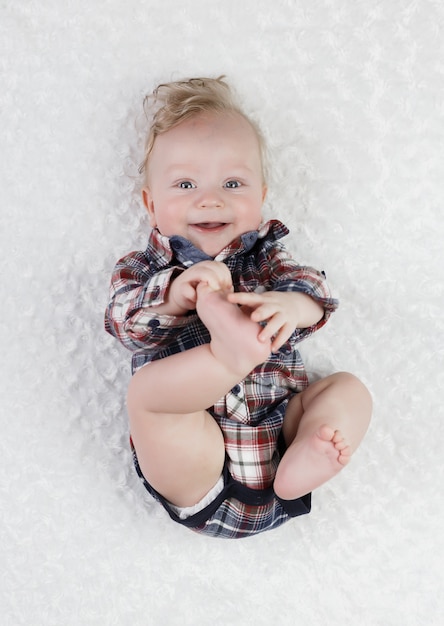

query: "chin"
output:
204 248 224 258
195 240 228 258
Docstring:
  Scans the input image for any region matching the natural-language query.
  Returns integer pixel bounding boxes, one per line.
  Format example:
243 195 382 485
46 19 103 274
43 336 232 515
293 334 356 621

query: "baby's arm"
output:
228 241 338 352
104 250 189 354
227 290 323 352
105 253 233 355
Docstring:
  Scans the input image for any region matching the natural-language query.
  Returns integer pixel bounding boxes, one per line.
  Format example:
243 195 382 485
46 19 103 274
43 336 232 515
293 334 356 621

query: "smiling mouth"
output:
191 222 228 231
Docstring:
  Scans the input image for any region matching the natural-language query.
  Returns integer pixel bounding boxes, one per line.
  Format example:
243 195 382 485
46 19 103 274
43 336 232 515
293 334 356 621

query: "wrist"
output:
293 292 324 328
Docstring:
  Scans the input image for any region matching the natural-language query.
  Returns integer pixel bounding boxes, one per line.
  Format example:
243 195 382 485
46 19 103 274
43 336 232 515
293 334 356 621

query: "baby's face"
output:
142 111 267 257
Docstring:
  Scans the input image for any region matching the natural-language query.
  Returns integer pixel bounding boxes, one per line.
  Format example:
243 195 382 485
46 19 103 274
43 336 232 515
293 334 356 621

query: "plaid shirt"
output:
105 219 338 491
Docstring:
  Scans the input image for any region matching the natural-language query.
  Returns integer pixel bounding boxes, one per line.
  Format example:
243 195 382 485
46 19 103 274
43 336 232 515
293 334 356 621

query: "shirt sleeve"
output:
104 251 194 353
267 241 339 343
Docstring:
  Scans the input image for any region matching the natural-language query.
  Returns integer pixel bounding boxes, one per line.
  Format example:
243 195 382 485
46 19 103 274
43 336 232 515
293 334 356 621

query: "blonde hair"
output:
139 76 267 181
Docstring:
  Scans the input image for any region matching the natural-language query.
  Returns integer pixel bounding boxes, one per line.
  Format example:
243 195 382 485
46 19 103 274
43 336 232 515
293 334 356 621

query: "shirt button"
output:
231 385 241 395
148 319 160 328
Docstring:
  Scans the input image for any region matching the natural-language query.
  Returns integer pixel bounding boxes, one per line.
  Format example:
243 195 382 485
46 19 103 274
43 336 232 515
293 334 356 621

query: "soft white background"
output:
1 1 443 624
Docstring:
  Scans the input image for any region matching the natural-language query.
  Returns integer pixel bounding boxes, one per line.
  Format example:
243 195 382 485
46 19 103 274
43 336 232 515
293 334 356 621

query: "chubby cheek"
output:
152 206 183 237
241 204 263 230
143 191 176 234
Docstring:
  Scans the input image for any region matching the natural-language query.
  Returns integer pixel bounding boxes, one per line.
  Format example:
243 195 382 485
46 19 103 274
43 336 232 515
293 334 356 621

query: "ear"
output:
142 187 157 228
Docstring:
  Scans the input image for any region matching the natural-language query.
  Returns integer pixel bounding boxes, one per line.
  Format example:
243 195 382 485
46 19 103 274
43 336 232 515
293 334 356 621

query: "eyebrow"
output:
165 165 195 174
165 164 256 176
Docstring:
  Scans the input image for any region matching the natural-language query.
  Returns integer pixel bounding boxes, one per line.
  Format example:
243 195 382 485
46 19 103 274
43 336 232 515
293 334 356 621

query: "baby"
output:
105 76 372 539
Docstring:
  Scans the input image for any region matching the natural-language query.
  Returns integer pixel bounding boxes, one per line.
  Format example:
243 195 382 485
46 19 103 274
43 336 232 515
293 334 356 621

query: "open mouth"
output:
191 222 228 231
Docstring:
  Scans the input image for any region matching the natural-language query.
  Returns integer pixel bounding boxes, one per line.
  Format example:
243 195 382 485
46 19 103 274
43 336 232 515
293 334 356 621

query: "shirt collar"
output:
145 219 290 267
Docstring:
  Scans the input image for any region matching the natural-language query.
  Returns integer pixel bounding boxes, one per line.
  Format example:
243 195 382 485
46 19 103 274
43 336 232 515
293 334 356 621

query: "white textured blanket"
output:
2 1 443 624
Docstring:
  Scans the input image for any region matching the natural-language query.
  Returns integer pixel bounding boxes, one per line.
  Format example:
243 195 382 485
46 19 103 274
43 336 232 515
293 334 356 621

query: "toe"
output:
318 425 336 442
334 439 349 451
338 446 351 465
332 430 344 444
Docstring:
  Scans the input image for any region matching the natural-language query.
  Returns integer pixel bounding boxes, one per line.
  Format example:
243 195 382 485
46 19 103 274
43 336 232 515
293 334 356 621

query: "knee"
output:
333 371 373 410
126 368 167 418
334 371 371 391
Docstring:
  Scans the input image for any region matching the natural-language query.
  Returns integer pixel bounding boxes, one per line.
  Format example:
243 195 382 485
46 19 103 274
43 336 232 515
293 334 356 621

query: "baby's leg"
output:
273 372 372 500
129 401 226 508
127 285 270 508
129 284 270 416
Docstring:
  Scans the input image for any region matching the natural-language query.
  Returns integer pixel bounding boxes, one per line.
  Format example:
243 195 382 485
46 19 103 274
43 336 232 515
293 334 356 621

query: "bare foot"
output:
274 425 351 500
196 282 271 376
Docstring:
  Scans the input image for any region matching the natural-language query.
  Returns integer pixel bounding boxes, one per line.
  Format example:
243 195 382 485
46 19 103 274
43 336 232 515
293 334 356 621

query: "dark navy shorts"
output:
130 432 311 539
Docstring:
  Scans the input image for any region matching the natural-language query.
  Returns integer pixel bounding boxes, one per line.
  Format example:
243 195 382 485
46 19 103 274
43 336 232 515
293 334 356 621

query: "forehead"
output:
146 111 266 185
154 111 261 156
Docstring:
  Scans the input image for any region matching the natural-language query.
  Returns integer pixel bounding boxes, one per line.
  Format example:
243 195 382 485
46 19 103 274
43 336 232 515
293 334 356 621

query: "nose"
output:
197 187 224 208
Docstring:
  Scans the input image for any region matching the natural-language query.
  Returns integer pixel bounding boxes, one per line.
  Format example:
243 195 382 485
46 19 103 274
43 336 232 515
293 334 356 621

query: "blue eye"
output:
178 181 195 189
225 180 241 189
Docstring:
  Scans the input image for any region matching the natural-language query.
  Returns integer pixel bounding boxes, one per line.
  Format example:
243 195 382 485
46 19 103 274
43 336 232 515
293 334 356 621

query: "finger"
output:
258 313 285 343
207 276 223 291
227 291 268 306
183 283 197 304
196 281 213 297
197 276 232 295
250 302 280 323
212 263 233 289
270 324 293 352
228 294 279 322
259 320 282 341
220 278 234 293
191 264 230 288
207 270 233 292
258 318 291 351
198 270 227 292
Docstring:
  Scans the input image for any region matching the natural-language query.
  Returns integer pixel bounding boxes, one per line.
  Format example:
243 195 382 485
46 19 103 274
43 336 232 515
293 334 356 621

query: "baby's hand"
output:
227 290 324 352
169 261 233 312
